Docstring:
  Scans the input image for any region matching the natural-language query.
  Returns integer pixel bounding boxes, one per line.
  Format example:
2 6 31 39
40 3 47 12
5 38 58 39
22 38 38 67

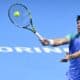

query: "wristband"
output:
48 39 54 45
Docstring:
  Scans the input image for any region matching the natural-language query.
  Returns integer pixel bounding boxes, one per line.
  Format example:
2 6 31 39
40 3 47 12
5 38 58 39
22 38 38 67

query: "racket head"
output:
8 3 32 28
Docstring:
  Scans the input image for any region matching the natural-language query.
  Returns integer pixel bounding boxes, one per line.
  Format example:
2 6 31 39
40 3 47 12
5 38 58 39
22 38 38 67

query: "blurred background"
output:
0 0 80 80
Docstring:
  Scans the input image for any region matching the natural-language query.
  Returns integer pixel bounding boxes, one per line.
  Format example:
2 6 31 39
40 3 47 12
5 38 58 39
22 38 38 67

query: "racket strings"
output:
9 4 30 28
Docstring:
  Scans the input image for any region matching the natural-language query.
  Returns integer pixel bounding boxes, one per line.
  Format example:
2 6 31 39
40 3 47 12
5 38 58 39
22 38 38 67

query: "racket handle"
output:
35 32 44 40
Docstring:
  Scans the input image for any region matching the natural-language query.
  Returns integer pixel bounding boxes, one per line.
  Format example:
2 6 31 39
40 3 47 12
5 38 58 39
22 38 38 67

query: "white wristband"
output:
48 39 54 45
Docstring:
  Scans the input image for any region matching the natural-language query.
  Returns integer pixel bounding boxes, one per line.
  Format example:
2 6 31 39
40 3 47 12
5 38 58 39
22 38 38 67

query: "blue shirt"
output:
66 33 80 80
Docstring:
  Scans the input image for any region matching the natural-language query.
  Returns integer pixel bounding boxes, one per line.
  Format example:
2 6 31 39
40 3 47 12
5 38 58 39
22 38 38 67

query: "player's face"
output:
77 20 80 33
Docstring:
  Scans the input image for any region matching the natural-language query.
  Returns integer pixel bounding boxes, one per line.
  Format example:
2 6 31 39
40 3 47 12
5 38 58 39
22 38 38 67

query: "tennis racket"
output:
8 3 44 41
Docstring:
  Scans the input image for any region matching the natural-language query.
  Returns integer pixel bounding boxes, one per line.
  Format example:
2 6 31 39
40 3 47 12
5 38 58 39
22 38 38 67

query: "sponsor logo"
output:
0 46 69 54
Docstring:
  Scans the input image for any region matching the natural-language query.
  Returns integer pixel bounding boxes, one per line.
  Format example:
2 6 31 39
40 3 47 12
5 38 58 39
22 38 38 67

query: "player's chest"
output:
71 36 80 46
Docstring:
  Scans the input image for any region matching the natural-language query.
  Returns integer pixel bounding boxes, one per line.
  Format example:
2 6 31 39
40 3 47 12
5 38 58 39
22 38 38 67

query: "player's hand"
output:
60 58 68 62
60 52 70 62
40 38 49 46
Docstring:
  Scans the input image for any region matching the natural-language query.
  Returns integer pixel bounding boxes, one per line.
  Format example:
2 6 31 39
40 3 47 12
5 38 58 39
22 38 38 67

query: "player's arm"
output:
69 51 80 59
40 37 70 46
61 51 80 62
49 37 69 46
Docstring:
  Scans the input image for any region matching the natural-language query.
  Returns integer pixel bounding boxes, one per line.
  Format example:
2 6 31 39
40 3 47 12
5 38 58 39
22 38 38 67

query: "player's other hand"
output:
60 58 68 62
40 38 49 46
60 52 70 62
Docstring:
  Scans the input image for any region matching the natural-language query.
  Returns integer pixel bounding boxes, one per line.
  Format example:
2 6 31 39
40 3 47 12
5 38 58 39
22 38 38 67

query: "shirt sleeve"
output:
65 34 76 41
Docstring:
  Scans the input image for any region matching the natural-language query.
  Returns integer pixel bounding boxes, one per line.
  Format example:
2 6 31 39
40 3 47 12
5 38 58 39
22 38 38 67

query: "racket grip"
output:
35 32 44 40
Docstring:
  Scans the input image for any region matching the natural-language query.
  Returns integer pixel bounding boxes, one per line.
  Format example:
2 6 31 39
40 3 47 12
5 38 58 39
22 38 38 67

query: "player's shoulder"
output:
65 33 76 41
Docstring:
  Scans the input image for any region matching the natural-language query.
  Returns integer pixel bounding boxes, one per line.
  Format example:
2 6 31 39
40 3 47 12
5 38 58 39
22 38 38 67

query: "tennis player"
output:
40 15 80 80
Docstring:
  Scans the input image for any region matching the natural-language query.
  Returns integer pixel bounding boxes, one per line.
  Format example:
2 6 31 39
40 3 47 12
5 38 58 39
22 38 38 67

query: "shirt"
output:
66 33 80 80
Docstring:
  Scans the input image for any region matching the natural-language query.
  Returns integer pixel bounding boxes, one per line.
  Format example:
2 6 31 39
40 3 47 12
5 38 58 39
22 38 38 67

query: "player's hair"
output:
77 15 80 21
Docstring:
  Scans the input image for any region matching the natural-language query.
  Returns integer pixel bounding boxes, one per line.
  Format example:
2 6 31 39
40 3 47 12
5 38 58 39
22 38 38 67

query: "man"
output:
39 15 80 80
